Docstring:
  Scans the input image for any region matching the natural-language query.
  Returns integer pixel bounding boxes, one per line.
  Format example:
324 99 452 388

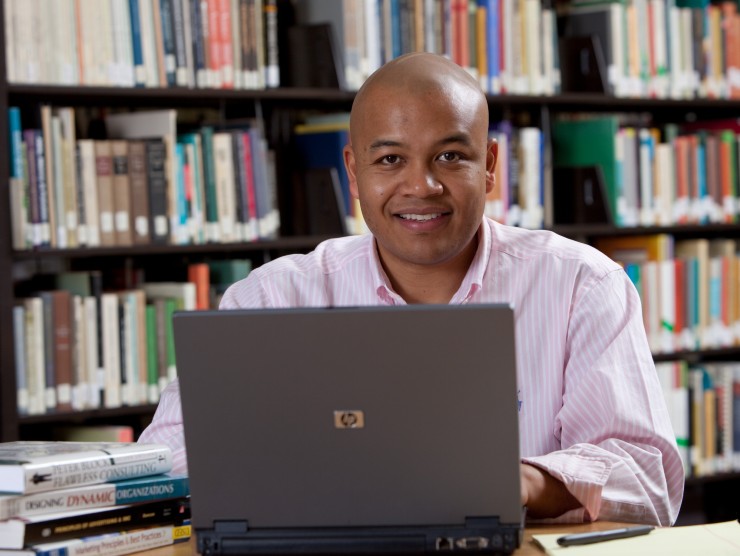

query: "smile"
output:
398 213 443 221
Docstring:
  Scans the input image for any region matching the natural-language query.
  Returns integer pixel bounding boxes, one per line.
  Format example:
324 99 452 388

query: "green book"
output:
145 304 158 403
552 116 620 225
200 126 219 240
207 259 252 294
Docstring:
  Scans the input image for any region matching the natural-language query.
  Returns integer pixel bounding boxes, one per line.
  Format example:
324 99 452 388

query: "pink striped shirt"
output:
139 217 683 525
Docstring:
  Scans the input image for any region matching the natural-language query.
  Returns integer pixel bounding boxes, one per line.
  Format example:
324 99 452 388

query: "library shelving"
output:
2 0 740 526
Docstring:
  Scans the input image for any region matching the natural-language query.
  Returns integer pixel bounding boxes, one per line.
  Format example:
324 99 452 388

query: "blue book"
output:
294 130 351 218
390 0 402 59
175 143 188 243
695 133 707 224
8 107 23 178
128 0 146 87
484 0 499 93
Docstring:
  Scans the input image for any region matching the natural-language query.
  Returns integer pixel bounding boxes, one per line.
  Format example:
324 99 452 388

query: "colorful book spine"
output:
0 475 189 520
30 521 191 556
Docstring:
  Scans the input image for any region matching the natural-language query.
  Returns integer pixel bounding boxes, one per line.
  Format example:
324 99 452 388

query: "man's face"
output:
344 83 496 271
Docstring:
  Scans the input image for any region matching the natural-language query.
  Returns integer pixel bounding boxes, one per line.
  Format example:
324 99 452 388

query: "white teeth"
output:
399 213 441 221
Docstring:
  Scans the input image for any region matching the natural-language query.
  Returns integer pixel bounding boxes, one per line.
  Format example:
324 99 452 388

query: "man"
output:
140 53 684 525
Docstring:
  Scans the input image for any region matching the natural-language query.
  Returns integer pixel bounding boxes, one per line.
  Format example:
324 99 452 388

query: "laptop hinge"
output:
213 520 249 533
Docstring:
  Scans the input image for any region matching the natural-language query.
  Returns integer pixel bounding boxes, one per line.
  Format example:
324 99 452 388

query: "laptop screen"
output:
174 304 522 531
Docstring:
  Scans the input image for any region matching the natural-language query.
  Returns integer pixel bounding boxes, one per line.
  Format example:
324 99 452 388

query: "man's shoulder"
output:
488 219 621 274
254 233 374 277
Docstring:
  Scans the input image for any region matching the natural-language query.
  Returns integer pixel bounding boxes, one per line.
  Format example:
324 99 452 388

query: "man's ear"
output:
344 144 359 199
485 138 498 195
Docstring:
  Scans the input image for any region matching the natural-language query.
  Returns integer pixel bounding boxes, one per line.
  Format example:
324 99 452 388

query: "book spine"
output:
230 131 248 240
13 305 29 416
145 304 159 403
22 451 173 495
263 0 278 87
128 0 147 86
52 290 74 412
199 126 220 242
34 521 191 556
34 129 52 247
112 141 133 246
21 498 190 548
190 0 207 87
159 0 178 86
39 292 58 411
0 476 189 520
128 141 152 244
146 139 171 244
170 0 189 85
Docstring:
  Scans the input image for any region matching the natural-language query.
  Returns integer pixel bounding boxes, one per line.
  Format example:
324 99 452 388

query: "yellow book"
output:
595 234 673 264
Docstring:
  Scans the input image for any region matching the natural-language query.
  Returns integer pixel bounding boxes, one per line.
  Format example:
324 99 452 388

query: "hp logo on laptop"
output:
334 410 364 429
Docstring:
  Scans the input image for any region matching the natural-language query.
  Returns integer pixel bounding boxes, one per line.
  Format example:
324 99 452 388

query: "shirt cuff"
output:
522 452 612 522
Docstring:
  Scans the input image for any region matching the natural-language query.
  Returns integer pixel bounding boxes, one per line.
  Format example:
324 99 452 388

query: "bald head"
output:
349 53 488 145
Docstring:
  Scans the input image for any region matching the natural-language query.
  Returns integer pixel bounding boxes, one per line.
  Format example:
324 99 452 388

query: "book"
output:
551 116 622 226
0 474 188 520
93 140 116 246
111 140 133 246
3 521 191 556
127 140 151 244
50 425 134 443
0 496 189 549
0 442 172 495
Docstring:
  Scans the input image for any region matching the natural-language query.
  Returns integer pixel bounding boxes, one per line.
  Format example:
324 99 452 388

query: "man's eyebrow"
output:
369 139 402 151
368 134 473 151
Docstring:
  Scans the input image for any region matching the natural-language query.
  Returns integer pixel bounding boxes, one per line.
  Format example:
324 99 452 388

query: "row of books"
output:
487 123 545 229
558 0 740 100
0 442 191 554
8 107 280 251
300 0 740 99
595 235 740 355
553 116 740 228
12 261 251 416
3 0 279 89
657 360 740 477
298 0 561 95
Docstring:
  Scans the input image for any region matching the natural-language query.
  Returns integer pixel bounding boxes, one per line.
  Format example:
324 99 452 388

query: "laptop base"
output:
197 516 523 555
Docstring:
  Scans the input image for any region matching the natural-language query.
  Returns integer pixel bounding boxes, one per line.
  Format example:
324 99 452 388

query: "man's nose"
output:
399 162 444 197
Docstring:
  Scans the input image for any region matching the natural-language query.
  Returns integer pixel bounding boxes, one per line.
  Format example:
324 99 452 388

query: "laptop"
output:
173 304 524 555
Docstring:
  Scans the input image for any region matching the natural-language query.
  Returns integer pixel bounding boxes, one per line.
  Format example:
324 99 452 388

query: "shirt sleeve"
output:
138 379 188 475
522 269 684 526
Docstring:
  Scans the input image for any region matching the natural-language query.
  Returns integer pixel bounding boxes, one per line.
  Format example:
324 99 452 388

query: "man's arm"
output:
138 379 188 474
521 463 580 518
522 269 684 525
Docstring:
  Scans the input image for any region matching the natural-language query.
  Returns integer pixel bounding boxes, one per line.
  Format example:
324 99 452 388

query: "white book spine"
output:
139 0 161 87
101 293 122 409
24 298 46 415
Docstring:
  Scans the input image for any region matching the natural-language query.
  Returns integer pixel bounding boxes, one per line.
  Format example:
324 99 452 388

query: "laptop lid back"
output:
174 304 522 532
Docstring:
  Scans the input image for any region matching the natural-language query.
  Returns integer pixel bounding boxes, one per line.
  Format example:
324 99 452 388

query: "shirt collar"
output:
367 218 492 305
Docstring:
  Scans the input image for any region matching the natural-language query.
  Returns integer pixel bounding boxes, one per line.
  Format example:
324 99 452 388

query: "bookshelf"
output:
1 0 740 525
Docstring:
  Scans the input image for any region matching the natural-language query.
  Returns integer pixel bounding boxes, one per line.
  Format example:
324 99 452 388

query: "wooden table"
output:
139 522 632 555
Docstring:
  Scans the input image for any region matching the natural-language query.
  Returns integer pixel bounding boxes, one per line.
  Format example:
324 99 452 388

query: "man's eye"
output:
380 155 400 164
438 152 461 162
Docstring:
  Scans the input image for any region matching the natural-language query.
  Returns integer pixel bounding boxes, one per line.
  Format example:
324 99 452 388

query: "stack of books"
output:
0 441 190 555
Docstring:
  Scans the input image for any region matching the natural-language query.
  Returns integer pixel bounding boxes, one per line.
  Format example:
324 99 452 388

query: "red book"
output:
188 263 210 310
